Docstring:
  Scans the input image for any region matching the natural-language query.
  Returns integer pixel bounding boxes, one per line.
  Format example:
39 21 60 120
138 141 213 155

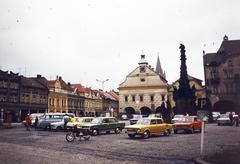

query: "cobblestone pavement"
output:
0 124 240 164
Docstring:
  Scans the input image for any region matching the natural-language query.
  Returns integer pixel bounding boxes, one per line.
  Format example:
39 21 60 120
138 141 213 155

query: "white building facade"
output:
118 54 168 116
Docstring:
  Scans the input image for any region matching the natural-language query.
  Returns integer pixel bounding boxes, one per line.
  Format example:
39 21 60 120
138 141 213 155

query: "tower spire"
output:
156 53 164 77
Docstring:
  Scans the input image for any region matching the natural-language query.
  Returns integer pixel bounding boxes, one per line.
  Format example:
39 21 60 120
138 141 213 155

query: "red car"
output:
173 116 202 134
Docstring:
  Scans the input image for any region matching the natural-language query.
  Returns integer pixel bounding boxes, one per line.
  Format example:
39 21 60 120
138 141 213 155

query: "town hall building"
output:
118 54 168 116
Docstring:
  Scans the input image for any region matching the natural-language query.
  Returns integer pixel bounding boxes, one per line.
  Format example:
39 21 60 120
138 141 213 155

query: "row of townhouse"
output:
0 70 119 123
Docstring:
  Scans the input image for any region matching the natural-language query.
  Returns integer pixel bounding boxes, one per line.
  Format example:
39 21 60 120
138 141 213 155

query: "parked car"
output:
212 112 221 121
173 116 202 134
125 118 173 139
148 114 161 118
121 114 128 120
67 117 94 128
80 117 125 136
217 114 232 126
51 117 93 131
130 114 147 125
171 115 184 123
37 113 75 129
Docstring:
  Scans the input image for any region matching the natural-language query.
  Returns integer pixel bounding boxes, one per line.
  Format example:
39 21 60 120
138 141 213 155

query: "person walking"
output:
34 116 39 130
229 112 233 126
25 114 31 131
235 114 239 127
63 114 70 132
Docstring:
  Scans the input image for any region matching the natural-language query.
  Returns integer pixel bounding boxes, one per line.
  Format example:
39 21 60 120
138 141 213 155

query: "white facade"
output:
118 55 168 115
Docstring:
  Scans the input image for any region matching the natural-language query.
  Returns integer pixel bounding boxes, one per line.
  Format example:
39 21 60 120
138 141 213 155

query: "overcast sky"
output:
1 0 240 91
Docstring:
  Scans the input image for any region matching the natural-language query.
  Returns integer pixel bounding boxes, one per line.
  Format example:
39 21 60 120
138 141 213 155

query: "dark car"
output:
80 117 125 136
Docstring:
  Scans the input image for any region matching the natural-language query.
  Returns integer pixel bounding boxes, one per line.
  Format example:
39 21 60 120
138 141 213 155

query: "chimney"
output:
67 82 71 86
37 74 41 78
59 76 62 80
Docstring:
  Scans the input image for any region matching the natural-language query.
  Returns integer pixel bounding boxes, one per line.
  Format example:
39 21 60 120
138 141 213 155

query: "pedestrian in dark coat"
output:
34 116 39 130
235 115 239 127
229 113 233 126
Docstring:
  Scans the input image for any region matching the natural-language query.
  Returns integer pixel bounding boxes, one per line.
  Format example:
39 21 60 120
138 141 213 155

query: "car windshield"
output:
76 118 84 122
220 114 228 118
136 119 151 125
132 115 142 119
177 117 194 122
91 118 101 124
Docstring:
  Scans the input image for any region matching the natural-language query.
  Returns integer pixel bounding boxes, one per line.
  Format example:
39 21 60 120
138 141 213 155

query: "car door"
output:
108 118 117 130
99 118 109 131
150 119 158 133
156 119 164 133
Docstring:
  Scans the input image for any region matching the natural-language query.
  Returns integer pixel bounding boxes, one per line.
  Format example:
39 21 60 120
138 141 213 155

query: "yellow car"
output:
67 117 93 128
125 118 173 139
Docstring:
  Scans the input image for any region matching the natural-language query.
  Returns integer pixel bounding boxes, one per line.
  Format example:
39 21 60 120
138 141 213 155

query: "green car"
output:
80 117 125 136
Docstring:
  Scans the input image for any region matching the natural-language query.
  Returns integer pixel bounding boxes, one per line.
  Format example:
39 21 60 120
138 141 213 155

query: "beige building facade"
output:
168 75 206 110
119 55 168 116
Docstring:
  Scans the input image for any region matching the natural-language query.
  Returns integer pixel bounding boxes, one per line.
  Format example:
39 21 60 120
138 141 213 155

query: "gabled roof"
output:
21 77 48 90
71 83 86 93
218 39 240 55
171 74 202 87
204 38 240 66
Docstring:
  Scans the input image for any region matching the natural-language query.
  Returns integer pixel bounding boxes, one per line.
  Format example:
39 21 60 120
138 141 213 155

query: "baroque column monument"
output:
173 44 196 115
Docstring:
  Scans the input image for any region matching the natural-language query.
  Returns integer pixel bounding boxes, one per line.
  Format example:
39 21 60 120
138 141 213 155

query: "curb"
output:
194 158 211 164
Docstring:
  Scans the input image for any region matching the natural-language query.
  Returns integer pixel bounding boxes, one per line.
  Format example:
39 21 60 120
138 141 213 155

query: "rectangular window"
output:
150 95 154 102
132 95 135 102
140 78 145 82
125 96 128 102
140 95 143 102
162 95 165 101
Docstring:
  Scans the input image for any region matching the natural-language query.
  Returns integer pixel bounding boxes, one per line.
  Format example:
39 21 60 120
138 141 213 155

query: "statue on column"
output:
173 44 197 115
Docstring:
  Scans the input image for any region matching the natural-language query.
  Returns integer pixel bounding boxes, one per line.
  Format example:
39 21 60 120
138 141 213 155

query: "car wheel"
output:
142 131 150 139
92 129 98 136
190 127 194 134
115 127 121 134
56 126 63 132
174 130 178 134
167 129 171 135
83 135 91 140
128 134 135 138
163 130 168 136
44 125 49 130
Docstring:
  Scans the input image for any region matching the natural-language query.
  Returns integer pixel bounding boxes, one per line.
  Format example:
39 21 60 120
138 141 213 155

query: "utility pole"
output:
96 79 109 91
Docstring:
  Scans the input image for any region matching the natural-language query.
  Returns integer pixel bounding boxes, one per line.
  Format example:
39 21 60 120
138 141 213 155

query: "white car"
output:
217 114 231 126
172 115 184 123
50 120 65 131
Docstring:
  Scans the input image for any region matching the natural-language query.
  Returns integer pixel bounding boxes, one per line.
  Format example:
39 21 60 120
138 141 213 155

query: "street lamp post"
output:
96 79 109 91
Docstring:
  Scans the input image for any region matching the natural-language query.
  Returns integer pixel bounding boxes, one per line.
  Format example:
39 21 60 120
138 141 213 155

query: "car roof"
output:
140 117 163 120
45 113 74 116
